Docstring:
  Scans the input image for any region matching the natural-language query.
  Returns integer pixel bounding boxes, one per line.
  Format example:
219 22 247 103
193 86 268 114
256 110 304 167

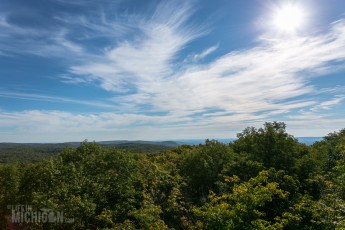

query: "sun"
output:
272 3 306 33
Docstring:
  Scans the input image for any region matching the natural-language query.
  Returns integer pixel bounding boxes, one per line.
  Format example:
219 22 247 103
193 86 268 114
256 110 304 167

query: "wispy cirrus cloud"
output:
0 14 82 57
182 45 219 64
311 96 345 111
97 19 345 120
1 1 345 142
0 91 115 109
69 1 203 92
0 0 120 58
193 45 219 61
63 3 345 123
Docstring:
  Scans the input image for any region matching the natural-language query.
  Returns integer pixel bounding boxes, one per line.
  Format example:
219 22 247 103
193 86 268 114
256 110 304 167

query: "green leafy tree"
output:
181 140 235 203
136 152 187 228
312 128 345 171
193 170 290 229
232 122 308 173
0 162 21 229
27 142 141 229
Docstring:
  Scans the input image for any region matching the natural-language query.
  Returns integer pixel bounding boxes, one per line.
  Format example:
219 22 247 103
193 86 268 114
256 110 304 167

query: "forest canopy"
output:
0 122 345 229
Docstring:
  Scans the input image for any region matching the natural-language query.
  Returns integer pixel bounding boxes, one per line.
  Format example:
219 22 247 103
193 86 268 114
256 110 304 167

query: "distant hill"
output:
0 141 180 163
0 137 323 163
0 143 73 163
99 141 179 153
98 140 179 147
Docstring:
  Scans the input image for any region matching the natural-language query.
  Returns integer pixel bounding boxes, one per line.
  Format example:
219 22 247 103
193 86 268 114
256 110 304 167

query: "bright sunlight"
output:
272 3 306 33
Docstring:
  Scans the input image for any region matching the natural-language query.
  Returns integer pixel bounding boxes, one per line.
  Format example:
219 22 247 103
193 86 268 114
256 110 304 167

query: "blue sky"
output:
1 0 345 142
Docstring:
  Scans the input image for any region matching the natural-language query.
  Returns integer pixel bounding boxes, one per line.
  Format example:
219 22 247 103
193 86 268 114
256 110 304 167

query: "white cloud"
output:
0 110 197 142
120 20 345 118
286 117 345 137
185 45 219 62
0 15 83 57
1 108 344 142
1 1 345 141
55 11 345 141
195 45 218 60
65 3 345 125
69 1 202 92
0 91 115 109
0 2 120 58
311 96 345 111
55 33 84 54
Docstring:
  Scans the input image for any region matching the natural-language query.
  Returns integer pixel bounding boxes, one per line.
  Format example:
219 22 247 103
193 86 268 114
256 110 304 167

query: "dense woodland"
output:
0 122 345 229
0 142 176 163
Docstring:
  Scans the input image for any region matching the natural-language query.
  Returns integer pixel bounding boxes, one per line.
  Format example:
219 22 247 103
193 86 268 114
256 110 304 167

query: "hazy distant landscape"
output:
0 137 323 163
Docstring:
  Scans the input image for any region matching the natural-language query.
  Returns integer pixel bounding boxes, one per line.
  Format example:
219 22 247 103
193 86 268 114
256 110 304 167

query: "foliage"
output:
232 122 308 173
0 141 177 163
0 122 345 229
193 170 290 229
180 140 235 203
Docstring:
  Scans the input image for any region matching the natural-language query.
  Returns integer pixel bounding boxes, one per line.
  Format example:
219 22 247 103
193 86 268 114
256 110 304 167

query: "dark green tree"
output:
232 122 308 173
180 140 235 203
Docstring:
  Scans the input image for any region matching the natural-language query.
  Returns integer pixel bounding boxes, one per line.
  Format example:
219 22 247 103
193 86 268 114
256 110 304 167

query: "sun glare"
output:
272 3 305 34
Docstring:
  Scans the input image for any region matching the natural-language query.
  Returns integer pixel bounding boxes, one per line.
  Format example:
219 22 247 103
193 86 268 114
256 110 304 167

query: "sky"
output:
0 0 345 142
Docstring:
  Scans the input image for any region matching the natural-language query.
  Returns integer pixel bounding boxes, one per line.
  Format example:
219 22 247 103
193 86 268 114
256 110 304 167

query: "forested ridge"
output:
0 122 345 229
0 142 177 163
